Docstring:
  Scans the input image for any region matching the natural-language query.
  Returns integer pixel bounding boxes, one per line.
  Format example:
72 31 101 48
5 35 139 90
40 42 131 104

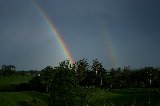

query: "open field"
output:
1 88 160 106
0 91 48 106
88 88 160 106
0 75 32 86
0 75 48 106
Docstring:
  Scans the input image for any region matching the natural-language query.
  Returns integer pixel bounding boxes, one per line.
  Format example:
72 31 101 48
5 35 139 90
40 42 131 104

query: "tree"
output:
122 66 133 87
29 76 45 92
0 65 16 76
0 67 2 76
91 59 105 87
41 66 56 93
113 68 123 88
49 60 76 106
72 58 89 85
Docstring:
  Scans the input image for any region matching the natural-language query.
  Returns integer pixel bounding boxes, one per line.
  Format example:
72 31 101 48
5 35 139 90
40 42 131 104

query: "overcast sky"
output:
0 0 160 70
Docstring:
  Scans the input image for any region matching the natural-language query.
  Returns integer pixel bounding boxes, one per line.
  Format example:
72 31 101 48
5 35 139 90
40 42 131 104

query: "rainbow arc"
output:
31 0 74 64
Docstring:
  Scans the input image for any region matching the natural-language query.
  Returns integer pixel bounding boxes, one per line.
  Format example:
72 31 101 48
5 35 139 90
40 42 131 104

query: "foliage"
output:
49 60 76 106
16 98 44 106
41 66 57 93
29 76 46 92
72 58 89 85
0 65 16 76
91 59 105 87
33 59 160 105
1 60 160 105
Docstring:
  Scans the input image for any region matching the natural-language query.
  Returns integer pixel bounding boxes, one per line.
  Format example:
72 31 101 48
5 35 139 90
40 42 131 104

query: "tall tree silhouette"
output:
41 66 56 93
72 58 89 85
50 60 76 106
91 59 105 87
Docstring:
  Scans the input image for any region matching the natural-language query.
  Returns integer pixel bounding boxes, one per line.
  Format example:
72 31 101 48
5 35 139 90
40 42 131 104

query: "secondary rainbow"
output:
100 21 118 68
31 0 74 64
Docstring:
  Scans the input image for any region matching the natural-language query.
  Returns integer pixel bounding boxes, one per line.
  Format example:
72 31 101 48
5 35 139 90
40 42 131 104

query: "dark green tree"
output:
113 68 123 88
49 60 76 106
29 76 45 92
122 66 133 87
72 58 89 85
91 59 105 87
41 66 57 93
0 65 16 76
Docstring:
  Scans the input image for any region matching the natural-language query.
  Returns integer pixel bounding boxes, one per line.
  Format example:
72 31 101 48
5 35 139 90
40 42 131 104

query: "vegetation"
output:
0 75 32 86
87 88 160 106
1 59 160 105
0 65 16 76
0 91 48 106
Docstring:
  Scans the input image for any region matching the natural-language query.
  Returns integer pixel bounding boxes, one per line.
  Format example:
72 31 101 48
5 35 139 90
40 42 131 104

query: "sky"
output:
0 0 160 70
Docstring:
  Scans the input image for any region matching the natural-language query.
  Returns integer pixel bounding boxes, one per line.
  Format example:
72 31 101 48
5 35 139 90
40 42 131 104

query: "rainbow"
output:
102 35 117 68
105 37 117 68
31 0 74 64
100 22 118 68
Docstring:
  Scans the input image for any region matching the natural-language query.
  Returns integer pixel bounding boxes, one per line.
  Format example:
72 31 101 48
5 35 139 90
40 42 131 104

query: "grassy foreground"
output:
87 88 160 106
1 88 160 106
0 75 48 106
0 91 48 106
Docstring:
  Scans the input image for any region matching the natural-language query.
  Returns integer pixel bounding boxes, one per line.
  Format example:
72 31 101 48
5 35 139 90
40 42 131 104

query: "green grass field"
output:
0 75 32 86
1 88 159 106
0 74 48 106
87 88 160 106
0 91 48 106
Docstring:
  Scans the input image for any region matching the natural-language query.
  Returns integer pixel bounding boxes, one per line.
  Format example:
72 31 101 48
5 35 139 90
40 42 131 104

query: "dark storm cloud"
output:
1 0 160 70
0 0 65 70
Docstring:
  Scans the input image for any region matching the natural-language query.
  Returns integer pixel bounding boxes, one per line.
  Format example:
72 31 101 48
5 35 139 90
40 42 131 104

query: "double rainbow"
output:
31 0 118 68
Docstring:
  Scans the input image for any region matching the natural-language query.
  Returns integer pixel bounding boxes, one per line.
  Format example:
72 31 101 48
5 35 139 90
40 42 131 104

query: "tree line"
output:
29 59 160 105
33 59 160 89
1 59 160 105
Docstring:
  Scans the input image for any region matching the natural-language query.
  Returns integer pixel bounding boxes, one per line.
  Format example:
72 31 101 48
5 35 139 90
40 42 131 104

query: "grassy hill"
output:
87 88 160 106
0 91 48 106
0 74 48 106
0 75 32 86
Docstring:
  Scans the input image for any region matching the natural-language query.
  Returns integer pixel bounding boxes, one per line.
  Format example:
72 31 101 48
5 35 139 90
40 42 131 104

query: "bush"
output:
0 84 16 92
16 98 43 106
29 76 46 92
15 83 32 91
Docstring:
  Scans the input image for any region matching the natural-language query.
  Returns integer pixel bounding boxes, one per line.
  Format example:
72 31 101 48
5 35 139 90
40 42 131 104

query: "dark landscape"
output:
0 60 160 106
